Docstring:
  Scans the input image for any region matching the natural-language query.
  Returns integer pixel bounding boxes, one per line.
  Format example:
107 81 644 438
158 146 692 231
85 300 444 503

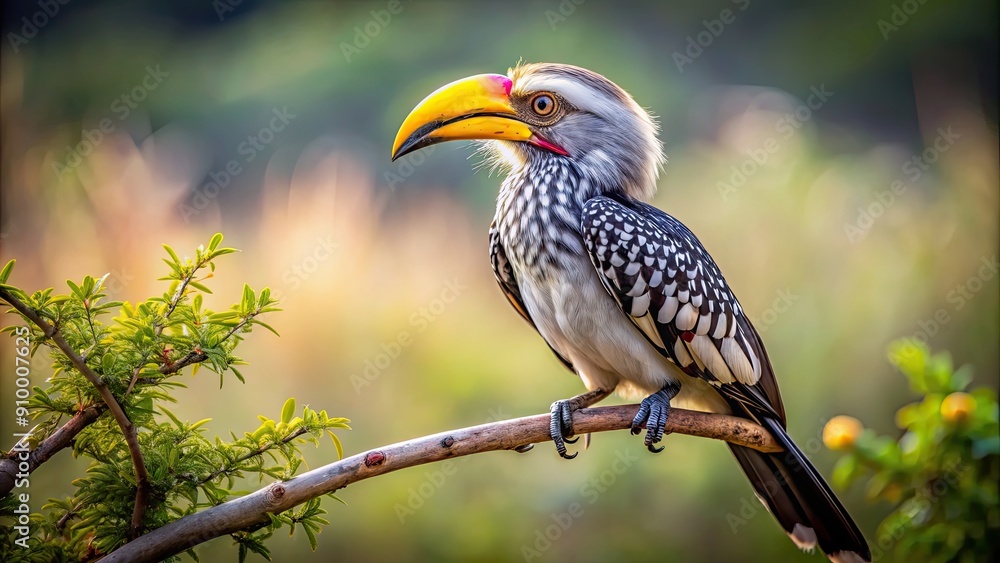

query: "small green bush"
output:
824 339 998 563
0 234 348 562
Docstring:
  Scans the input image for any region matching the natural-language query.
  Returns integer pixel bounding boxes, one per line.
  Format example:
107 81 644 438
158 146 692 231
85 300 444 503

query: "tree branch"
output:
0 404 104 495
0 340 213 497
0 288 150 539
0 298 250 497
102 405 781 563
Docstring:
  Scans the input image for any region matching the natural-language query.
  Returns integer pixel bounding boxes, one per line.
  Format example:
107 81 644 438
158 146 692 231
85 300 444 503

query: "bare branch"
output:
103 405 780 563
0 288 150 539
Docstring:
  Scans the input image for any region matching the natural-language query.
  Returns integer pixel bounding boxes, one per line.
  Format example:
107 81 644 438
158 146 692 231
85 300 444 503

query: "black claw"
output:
550 399 581 459
550 401 576 459
632 383 681 454
514 444 534 453
631 401 651 435
547 390 611 459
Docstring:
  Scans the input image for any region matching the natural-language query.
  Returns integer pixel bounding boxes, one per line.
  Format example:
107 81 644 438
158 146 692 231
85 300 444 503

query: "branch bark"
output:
0 288 150 539
0 404 104 494
1 295 252 499
0 346 211 498
102 405 781 563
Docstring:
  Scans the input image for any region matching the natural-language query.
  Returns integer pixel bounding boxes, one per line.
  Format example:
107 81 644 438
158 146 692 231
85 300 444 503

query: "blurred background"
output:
1 0 997 561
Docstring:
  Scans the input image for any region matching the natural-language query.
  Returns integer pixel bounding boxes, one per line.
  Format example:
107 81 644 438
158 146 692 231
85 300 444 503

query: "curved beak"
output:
391 74 536 161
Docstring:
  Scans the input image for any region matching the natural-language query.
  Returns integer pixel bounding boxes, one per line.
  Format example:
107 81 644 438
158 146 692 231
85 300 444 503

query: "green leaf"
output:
163 244 182 265
208 233 224 252
101 353 115 373
242 284 255 311
280 398 296 425
191 418 213 430
189 281 214 294
94 272 110 292
303 522 318 551
254 320 280 337
329 431 344 460
134 396 155 415
0 259 14 283
208 311 240 321
66 279 85 300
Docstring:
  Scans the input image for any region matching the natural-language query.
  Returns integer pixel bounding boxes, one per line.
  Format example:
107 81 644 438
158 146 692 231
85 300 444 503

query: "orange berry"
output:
941 392 976 424
823 415 864 450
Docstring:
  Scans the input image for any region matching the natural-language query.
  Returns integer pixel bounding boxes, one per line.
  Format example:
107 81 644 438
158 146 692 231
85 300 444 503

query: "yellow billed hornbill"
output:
391 63 870 562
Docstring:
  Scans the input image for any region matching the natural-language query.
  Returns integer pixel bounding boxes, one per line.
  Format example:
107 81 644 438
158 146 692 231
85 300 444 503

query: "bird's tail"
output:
727 417 871 563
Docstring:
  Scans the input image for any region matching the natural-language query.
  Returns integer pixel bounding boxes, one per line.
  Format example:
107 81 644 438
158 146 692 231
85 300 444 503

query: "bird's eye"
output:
530 94 557 116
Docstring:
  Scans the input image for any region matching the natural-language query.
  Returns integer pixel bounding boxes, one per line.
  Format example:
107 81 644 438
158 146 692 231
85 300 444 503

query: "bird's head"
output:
391 63 665 201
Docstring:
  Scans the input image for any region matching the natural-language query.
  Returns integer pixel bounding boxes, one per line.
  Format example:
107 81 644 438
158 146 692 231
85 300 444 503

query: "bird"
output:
390 62 870 562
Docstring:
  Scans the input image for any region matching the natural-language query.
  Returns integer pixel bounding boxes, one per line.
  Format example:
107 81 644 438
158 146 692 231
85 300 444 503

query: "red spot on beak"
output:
490 75 513 96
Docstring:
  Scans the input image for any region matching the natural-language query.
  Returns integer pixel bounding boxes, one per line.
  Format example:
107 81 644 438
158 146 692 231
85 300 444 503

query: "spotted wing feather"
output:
582 196 784 423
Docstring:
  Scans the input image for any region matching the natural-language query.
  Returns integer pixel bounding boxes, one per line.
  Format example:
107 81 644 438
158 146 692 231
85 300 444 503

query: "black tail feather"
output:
728 418 871 562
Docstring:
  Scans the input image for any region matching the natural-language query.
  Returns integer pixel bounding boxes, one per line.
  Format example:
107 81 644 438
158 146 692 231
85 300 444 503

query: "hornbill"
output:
391 62 870 562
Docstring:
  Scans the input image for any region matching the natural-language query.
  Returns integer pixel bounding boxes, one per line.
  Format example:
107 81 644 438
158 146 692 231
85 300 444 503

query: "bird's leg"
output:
631 382 681 453
549 388 612 459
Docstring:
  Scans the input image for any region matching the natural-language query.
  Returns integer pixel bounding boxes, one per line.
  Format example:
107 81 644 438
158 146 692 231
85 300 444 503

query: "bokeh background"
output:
1 0 997 561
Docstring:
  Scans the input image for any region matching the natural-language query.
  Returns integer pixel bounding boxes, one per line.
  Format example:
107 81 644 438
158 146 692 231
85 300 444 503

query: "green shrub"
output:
0 234 348 562
824 339 998 562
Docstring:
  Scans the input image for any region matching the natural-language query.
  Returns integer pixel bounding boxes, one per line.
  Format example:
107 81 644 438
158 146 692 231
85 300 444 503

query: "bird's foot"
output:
549 389 611 459
631 383 681 453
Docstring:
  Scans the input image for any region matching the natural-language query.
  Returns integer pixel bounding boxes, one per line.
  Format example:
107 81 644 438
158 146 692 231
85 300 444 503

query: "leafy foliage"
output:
825 339 998 563
0 234 349 562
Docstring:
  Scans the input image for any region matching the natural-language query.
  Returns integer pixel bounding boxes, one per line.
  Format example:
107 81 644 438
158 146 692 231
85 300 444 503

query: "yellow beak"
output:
391 74 534 161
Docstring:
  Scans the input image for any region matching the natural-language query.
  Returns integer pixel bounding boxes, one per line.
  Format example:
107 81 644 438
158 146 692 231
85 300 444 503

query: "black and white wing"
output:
489 220 574 371
581 196 785 423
